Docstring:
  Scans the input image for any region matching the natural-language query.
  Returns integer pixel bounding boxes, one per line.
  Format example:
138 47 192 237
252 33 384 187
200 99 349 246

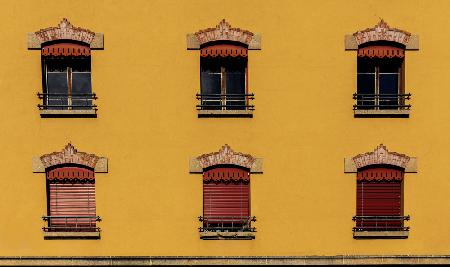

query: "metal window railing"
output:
199 216 256 232
353 215 410 232
37 93 98 110
353 93 411 110
196 93 255 111
42 215 101 232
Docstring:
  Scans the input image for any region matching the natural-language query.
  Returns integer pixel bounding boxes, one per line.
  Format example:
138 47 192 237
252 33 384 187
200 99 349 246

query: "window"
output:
200 165 255 239
189 20 261 117
353 165 409 237
28 19 104 117
39 42 96 112
349 20 415 117
199 43 251 111
35 143 107 239
44 166 99 236
355 42 408 111
347 145 414 239
190 145 262 240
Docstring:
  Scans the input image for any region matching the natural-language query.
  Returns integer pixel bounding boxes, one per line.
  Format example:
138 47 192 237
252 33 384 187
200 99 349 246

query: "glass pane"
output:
226 72 245 110
357 58 376 73
357 74 375 109
200 72 221 110
46 73 68 110
72 73 92 110
379 73 399 109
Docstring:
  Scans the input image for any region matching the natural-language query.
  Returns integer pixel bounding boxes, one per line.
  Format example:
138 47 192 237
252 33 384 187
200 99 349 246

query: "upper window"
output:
349 145 413 239
350 20 415 118
188 20 261 117
34 143 108 240
190 145 263 240
28 19 104 118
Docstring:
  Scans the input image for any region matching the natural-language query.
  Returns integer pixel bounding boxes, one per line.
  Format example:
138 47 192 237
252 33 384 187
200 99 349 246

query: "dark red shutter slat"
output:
356 167 403 230
47 167 96 231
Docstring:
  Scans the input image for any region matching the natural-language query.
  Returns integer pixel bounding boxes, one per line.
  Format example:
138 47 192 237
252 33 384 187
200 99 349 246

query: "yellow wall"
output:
0 0 448 256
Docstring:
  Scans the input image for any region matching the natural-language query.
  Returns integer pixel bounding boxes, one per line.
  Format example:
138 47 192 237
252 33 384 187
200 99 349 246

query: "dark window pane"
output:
72 73 92 109
46 73 68 110
200 73 221 110
379 58 402 73
357 58 376 73
357 74 375 109
379 73 399 109
226 72 245 110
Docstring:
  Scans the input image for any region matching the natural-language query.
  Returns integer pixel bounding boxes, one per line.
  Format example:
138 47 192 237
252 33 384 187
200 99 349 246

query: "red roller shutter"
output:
356 167 403 230
203 167 250 223
47 166 96 231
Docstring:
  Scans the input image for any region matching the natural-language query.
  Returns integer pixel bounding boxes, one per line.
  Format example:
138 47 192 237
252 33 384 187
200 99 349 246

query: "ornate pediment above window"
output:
187 20 261 50
32 143 108 173
345 20 419 50
28 18 104 49
344 144 417 173
189 144 263 173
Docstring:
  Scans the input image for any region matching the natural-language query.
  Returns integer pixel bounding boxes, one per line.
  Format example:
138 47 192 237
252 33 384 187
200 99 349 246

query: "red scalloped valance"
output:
203 167 249 182
357 167 404 182
201 44 248 57
46 166 94 180
42 43 90 57
357 46 404 58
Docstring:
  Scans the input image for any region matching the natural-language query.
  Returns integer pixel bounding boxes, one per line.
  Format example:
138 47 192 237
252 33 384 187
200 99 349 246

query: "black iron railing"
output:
353 93 411 110
353 215 410 232
196 93 255 111
199 216 256 232
37 93 98 110
42 215 101 232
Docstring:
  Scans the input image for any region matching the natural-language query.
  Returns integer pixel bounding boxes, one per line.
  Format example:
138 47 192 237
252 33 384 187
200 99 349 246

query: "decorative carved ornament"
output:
353 20 411 46
35 18 95 44
40 143 100 169
352 144 410 169
197 144 255 169
195 19 253 46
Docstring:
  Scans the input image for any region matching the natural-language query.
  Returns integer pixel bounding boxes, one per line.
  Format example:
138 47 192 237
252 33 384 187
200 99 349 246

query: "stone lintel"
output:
186 33 261 50
28 32 104 49
190 158 263 173
345 34 419 50
344 157 417 173
32 156 108 173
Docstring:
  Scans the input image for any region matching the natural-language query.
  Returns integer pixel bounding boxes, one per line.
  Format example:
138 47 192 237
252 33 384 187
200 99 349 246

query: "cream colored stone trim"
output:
354 109 410 117
0 256 450 265
28 32 103 49
200 231 255 240
32 156 108 173
43 231 100 240
344 157 417 173
186 33 261 50
190 158 263 173
345 34 419 50
353 231 409 239
197 110 253 117
39 110 97 116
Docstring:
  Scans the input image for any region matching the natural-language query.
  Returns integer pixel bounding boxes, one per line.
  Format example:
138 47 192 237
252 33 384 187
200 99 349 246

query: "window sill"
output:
200 231 255 240
197 110 253 118
43 231 100 240
354 109 410 118
353 231 409 239
39 109 97 118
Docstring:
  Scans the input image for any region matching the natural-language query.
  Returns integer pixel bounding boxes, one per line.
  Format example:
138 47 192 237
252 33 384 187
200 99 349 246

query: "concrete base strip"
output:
0 256 449 265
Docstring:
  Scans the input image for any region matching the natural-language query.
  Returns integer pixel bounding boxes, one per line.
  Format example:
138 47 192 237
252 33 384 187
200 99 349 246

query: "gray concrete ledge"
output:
40 109 97 118
345 34 419 50
353 231 409 239
200 231 255 240
354 109 410 118
344 157 417 173
1 255 450 265
198 110 253 118
43 231 100 240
